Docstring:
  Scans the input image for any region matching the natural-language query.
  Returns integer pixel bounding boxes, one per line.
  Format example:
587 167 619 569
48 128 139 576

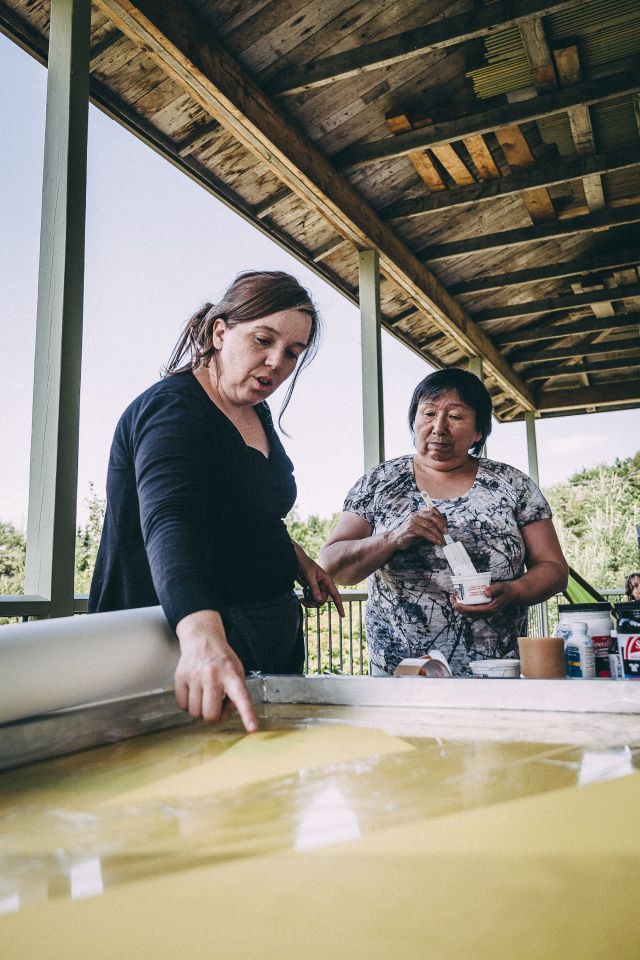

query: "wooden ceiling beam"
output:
495 312 640 345
519 16 557 92
511 337 640 365
527 355 640 381
254 186 294 219
89 29 121 64
506 18 556 224
267 0 583 95
383 145 640 221
423 204 640 261
535 379 640 412
449 248 640 294
476 284 640 322
335 69 640 169
93 0 535 410
553 42 605 214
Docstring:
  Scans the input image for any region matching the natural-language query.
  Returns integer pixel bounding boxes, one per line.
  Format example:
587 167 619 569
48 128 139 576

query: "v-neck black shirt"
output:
89 372 299 629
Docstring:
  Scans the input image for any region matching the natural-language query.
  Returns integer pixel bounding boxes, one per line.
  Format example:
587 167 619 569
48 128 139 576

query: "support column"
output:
25 0 91 617
467 356 486 456
525 410 540 485
466 356 483 380
359 249 385 470
525 410 549 634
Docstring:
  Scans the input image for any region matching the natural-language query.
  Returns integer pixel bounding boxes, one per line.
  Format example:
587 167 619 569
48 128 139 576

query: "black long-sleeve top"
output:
88 372 299 629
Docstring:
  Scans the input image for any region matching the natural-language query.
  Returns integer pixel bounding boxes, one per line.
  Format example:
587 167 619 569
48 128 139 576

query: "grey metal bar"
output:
315 606 321 674
359 249 385 470
25 0 91 619
525 410 541 486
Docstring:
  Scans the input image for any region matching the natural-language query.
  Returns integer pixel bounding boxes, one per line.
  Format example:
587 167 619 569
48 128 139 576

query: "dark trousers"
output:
221 591 304 675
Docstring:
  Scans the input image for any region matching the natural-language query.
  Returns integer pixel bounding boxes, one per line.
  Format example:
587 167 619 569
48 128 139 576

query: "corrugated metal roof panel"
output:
468 0 640 100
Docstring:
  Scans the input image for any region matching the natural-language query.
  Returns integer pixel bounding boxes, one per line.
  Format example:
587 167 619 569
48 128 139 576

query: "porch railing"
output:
1 589 626 676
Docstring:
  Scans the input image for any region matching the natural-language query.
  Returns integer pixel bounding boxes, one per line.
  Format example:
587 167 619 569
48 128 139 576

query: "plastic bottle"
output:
564 621 596 679
608 630 623 680
557 604 612 677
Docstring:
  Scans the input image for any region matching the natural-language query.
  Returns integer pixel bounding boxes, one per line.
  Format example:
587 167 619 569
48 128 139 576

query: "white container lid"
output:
469 659 521 678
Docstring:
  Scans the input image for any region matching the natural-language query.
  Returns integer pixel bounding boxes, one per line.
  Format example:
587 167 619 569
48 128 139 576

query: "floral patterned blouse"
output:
342 456 552 676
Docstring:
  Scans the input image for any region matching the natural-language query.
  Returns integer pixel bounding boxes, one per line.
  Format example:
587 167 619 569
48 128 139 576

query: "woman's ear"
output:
211 317 226 349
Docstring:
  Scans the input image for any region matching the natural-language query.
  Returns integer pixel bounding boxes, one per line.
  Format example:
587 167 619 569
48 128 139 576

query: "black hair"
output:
407 368 493 456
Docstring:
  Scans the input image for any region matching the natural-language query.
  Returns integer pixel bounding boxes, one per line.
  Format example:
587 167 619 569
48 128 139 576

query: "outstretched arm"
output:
319 508 448 585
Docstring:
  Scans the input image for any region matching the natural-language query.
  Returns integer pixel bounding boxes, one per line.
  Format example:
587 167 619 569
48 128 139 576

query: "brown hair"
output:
164 270 322 428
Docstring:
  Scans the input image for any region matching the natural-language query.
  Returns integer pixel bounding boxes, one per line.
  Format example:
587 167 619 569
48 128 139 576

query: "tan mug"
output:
517 636 565 679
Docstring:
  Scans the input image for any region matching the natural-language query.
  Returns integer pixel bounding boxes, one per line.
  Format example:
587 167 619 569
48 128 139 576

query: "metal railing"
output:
1 589 627 675
302 591 368 675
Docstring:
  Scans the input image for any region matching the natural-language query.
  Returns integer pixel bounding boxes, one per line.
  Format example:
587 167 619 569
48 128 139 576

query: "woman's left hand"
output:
452 580 519 618
293 541 345 616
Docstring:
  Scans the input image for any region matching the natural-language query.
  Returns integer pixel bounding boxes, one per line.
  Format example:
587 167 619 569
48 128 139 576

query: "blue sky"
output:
1 34 638 530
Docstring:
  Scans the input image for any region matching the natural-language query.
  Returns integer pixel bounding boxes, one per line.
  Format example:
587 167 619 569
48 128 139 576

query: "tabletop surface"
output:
1 701 639 958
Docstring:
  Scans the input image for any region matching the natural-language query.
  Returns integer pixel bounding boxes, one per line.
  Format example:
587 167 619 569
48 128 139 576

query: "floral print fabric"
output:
343 456 552 676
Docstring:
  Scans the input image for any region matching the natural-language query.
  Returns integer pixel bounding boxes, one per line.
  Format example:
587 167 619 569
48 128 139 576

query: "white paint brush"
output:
420 490 477 576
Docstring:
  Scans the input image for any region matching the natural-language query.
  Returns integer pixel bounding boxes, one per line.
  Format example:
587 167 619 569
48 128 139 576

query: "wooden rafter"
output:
267 0 583 95
511 337 640 364
553 42 605 214
449 248 640 294
422 204 640 261
495 312 640 345
512 16 556 221
335 70 640 169
476 284 640 322
535 380 640 411
519 16 557 92
527 356 640 379
385 115 447 192
94 0 534 409
382 145 640 220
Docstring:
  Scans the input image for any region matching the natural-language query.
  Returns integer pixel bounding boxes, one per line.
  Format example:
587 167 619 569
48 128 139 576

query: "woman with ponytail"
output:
89 271 342 731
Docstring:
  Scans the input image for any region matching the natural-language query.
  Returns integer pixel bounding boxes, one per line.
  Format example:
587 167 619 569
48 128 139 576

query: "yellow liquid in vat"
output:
0 705 639 958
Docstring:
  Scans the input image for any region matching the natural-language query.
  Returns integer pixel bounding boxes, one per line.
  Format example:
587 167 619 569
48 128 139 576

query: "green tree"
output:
286 509 340 560
0 520 26 597
75 485 106 593
544 452 640 589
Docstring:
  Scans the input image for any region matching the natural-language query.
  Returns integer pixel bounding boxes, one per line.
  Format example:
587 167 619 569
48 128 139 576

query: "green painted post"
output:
25 0 91 618
467 356 487 457
525 410 549 633
525 410 540 486
359 249 385 470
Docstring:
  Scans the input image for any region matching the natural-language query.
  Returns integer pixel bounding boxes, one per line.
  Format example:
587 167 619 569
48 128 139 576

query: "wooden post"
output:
359 250 385 470
25 0 91 617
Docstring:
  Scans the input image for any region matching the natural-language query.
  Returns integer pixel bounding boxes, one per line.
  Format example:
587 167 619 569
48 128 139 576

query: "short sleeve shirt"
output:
343 455 552 676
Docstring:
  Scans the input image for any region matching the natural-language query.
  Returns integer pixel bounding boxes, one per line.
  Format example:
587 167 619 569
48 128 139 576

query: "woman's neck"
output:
413 454 479 499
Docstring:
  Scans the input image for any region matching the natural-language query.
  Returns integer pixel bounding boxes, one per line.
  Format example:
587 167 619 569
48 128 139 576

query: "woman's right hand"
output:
175 610 258 732
392 506 448 551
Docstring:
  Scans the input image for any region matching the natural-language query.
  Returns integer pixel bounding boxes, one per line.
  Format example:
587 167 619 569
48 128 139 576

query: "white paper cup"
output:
451 571 492 605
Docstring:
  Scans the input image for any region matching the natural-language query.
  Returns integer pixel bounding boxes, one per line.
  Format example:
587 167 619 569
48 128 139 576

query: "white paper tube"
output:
0 607 179 724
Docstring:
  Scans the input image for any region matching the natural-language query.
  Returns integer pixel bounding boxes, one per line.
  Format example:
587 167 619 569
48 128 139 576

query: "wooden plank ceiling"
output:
3 0 640 420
